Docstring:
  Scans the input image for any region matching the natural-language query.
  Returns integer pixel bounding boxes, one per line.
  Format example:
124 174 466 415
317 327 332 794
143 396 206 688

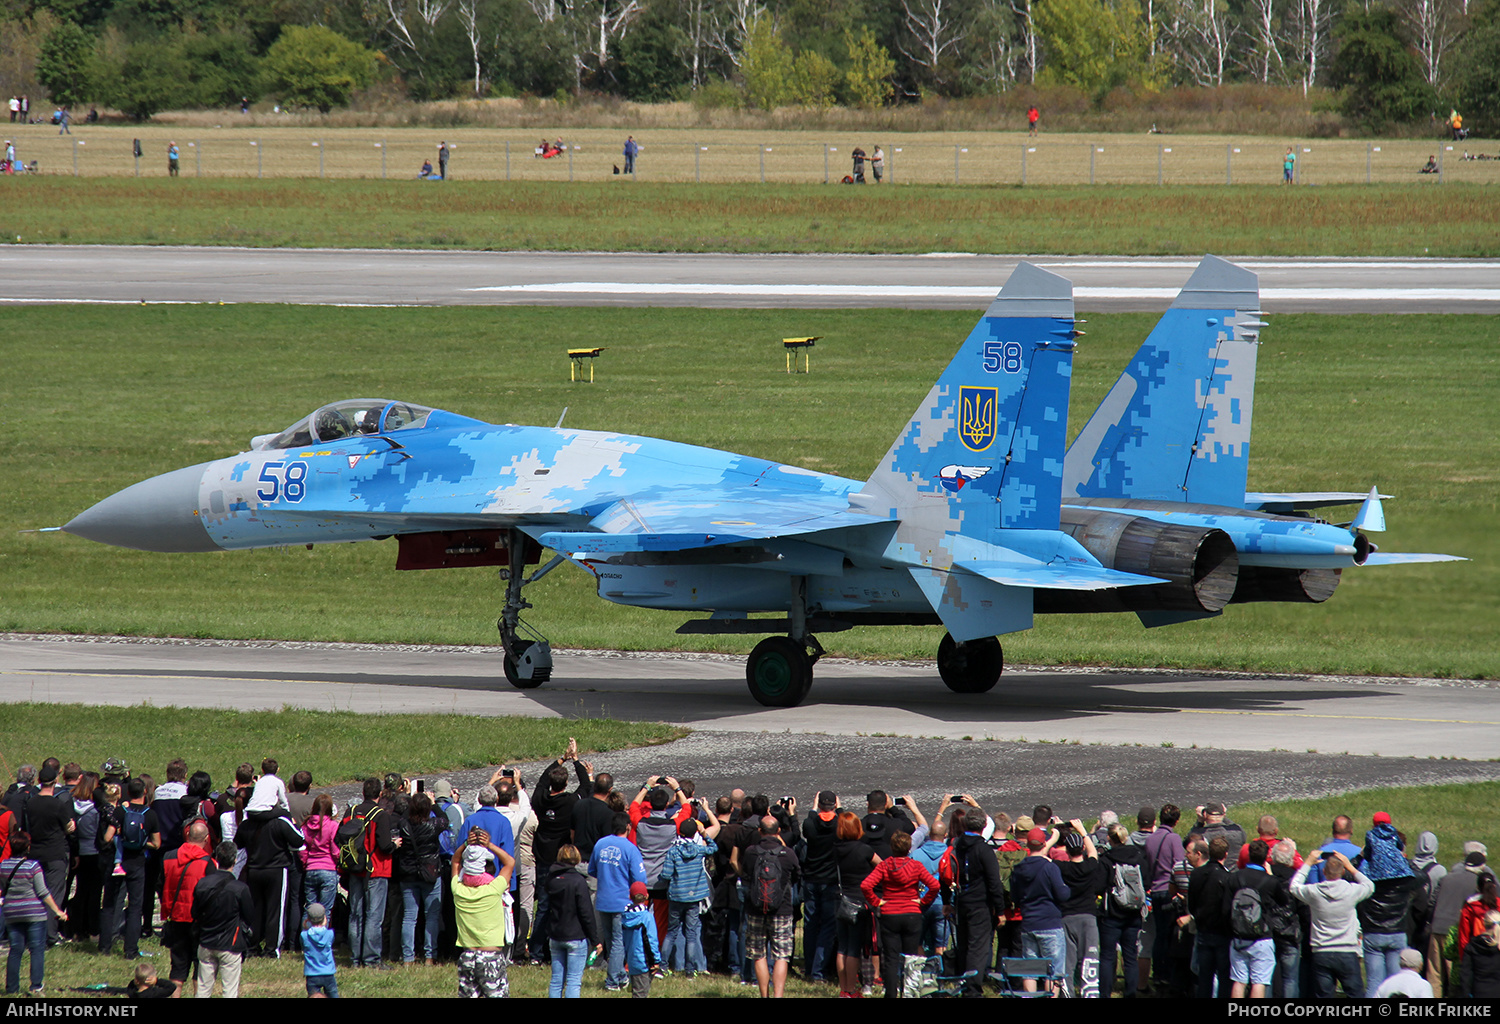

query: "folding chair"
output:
989 956 1058 997
908 954 977 998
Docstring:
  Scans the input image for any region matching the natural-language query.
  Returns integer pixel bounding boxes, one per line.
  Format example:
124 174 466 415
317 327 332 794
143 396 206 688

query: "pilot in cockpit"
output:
356 409 383 434
314 407 355 441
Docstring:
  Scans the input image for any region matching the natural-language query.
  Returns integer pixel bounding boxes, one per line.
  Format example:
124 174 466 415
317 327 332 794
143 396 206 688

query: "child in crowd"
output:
302 903 337 998
622 881 661 998
126 962 175 999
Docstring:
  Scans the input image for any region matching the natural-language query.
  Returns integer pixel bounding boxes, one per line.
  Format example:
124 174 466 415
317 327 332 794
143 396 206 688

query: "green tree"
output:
790 49 839 107
1329 5 1435 132
1450 2 1500 134
1033 0 1151 94
260 24 377 112
37 20 96 107
616 0 690 101
844 26 895 108
108 39 192 119
177 31 260 107
740 18 793 110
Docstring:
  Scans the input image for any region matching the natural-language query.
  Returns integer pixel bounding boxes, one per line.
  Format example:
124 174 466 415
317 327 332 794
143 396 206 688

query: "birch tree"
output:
1401 0 1462 85
900 0 971 88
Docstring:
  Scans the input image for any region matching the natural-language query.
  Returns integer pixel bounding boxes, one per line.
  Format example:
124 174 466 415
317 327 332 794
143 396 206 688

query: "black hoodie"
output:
191 866 256 953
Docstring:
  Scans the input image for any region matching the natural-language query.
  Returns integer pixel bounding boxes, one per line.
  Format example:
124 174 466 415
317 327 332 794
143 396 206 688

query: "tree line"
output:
3 0 1497 131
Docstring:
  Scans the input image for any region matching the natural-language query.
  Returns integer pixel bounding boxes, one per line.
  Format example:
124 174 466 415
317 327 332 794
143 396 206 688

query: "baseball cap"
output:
629 882 649 903
1204 801 1227 816
1464 841 1489 857
37 764 58 784
1013 815 1035 833
1026 827 1047 845
432 778 453 798
1372 811 1392 825
1399 949 1423 971
101 757 130 777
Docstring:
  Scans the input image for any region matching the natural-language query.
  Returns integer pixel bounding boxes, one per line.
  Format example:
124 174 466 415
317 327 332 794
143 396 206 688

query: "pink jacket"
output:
301 815 339 872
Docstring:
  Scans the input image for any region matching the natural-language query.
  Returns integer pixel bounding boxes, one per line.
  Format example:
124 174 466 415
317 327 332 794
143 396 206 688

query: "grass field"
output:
8 124 1499 187
3 304 1493 680
0 706 685 788
22 776 1500 998
5 177 1500 255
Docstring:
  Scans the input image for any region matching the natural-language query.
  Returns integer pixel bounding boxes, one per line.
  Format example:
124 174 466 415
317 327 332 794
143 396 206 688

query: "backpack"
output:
1231 885 1270 939
121 806 149 852
1109 861 1147 914
336 805 381 874
748 848 791 914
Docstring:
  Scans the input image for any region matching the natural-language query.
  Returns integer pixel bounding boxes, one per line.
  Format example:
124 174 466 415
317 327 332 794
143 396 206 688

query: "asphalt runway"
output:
4 247 1499 312
5 634 1499 814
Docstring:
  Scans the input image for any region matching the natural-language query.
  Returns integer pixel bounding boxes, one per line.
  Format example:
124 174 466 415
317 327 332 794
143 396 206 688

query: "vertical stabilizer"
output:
1063 255 1263 507
855 261 1077 569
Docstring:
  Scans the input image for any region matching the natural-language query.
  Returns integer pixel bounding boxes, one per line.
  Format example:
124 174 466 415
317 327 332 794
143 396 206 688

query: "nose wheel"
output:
746 635 820 707
937 633 1003 693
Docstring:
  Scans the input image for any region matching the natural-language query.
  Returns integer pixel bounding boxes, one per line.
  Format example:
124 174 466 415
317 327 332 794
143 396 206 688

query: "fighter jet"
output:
62 259 1461 708
1057 255 1463 627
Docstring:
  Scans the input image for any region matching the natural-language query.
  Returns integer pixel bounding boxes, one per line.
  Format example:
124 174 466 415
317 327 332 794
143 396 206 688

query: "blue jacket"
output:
660 838 713 903
622 904 660 974
457 807 515 890
589 834 646 913
912 839 947 909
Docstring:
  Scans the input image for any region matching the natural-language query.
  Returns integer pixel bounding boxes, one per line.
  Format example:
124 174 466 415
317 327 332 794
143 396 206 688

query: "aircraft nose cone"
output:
63 464 220 552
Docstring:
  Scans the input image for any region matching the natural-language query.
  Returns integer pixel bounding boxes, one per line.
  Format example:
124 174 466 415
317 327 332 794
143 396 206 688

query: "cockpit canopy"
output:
251 400 435 451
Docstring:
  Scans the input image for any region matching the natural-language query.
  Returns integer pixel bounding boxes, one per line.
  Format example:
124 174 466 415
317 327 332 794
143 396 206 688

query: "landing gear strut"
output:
744 575 822 707
936 632 1004 693
497 529 563 690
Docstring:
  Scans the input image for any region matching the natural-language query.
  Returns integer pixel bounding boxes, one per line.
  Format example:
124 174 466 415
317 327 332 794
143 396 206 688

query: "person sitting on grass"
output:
302 902 337 998
419 159 434 179
1421 156 1439 174
126 961 176 999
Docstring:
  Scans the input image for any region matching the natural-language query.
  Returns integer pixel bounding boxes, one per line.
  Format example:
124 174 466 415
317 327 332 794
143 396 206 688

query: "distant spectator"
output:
860 829 937 998
1190 802 1246 869
301 794 339 919
1188 835 1233 998
741 816 799 998
1420 155 1439 174
126 962 174 999
660 814 719 975
589 811 645 991
1374 947 1433 998
1283 147 1296 184
545 844 600 998
1456 910 1500 998
452 832 516 997
2 832 69 996
437 141 449 179
1291 849 1374 998
161 820 214 994
1099 823 1148 999
301 902 337 997
1028 105 1040 136
193 841 255 998
1226 838 1286 999
832 810 878 997
1359 812 1420 996
623 135 638 175
942 807 1005 997
871 146 884 183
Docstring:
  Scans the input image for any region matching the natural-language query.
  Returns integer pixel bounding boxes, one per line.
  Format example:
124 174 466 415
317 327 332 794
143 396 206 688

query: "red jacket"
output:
162 842 213 923
862 855 939 916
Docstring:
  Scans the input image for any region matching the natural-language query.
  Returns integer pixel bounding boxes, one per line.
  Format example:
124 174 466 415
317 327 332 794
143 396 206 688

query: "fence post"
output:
568 144 574 182
1089 143 1095 185
1438 148 1443 184
888 147 894 185
1226 143 1232 185
695 142 700 183
1157 144 1163 186
380 140 386 179
72 139 78 176
1366 142 1372 185
954 144 960 185
194 141 201 177
823 144 828 184
1020 145 1026 186
505 140 509 181
317 140 323 178
256 140 262 179
760 145 765 184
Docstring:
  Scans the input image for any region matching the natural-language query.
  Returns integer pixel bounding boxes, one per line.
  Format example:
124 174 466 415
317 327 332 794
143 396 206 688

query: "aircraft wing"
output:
1245 491 1392 512
1361 552 1468 565
951 559 1166 590
534 491 890 554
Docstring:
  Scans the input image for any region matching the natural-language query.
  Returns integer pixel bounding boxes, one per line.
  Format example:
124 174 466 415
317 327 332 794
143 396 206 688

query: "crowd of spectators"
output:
1 748 1497 1000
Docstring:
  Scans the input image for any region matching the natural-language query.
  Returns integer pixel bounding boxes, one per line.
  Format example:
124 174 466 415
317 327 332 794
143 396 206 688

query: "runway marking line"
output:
1099 703 1500 726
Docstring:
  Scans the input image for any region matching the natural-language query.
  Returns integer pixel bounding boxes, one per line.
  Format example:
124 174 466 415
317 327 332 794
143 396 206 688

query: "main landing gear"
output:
497 528 565 690
745 575 823 707
936 632 1004 693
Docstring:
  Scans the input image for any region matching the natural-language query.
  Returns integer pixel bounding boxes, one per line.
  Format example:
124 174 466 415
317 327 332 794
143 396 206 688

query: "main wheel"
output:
936 633 1004 694
503 640 550 689
746 636 814 708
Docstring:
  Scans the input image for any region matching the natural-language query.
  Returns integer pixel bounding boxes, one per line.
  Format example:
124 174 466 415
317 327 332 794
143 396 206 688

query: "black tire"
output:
936 633 1003 694
746 636 814 708
503 640 550 689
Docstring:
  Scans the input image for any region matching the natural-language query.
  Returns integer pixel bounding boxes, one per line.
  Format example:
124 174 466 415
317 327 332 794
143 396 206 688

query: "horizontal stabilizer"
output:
1138 609 1222 628
1361 552 1468 565
908 567 1033 640
1245 491 1391 512
953 560 1165 591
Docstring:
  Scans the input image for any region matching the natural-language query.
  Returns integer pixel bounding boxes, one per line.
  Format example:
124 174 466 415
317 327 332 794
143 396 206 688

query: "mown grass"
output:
2 305 1493 679
4 177 1500 254
0 705 685 788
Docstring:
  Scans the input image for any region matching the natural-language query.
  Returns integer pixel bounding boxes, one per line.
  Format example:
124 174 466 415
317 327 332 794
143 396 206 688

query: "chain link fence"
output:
8 127 1497 186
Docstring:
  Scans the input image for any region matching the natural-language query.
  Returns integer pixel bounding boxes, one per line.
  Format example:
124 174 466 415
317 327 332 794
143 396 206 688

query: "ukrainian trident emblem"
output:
958 386 998 452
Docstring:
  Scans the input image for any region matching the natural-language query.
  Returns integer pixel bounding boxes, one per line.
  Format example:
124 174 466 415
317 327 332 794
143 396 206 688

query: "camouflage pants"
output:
457 949 510 998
